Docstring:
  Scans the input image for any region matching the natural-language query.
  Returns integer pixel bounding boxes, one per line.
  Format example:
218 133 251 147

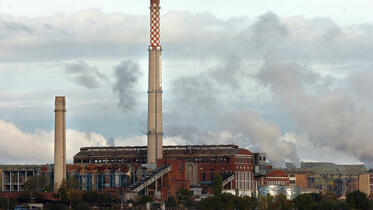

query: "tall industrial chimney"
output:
147 0 163 164
54 96 66 191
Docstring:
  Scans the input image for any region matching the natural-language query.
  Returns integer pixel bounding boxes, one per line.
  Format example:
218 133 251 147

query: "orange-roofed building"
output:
259 169 290 186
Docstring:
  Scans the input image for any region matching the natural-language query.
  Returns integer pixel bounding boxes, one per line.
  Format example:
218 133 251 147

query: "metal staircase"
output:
222 174 235 187
127 165 171 192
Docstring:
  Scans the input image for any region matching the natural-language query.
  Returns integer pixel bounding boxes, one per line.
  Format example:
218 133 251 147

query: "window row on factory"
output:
74 157 233 164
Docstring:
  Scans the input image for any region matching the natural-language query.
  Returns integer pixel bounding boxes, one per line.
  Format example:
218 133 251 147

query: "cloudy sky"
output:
0 0 373 167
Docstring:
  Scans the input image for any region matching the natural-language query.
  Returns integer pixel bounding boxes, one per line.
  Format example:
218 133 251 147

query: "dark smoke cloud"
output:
64 61 107 89
112 60 142 111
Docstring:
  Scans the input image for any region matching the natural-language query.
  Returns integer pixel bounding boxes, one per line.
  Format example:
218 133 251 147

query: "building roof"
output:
267 169 288 177
0 165 43 170
300 162 367 175
74 145 252 160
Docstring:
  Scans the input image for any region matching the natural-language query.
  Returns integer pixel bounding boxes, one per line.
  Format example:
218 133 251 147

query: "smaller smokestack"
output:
54 96 66 191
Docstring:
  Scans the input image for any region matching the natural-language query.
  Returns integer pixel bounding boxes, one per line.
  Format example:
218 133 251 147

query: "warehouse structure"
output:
72 144 255 198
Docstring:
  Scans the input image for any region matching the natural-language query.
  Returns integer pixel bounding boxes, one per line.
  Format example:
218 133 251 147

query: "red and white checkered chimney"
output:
150 0 161 48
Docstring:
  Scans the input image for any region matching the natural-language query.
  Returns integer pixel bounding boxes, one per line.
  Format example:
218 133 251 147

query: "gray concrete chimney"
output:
54 96 66 191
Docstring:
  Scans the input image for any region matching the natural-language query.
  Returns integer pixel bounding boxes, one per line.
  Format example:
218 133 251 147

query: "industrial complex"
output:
1 0 372 206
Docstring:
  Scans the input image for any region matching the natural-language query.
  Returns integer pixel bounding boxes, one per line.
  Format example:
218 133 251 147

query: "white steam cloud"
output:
0 119 108 164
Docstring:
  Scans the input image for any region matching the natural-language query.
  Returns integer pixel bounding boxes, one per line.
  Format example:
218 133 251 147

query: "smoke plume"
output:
64 60 107 89
257 60 373 167
252 12 373 167
168 58 299 167
166 11 373 167
112 60 142 111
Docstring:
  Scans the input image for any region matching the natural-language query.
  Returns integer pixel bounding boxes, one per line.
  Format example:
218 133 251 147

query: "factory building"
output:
0 146 256 199
72 144 255 198
257 169 290 186
358 173 373 196
333 178 358 196
0 0 257 200
1 166 51 192
253 153 271 176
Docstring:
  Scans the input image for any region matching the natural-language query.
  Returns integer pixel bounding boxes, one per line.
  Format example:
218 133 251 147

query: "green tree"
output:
137 195 153 205
46 202 68 210
274 194 293 210
97 192 115 207
220 193 237 210
0 197 7 209
72 200 89 210
62 176 80 190
258 194 275 210
56 187 69 203
176 188 193 203
199 195 223 210
243 195 259 210
317 199 337 210
166 196 177 207
82 191 99 203
293 194 317 210
346 190 370 210
25 175 49 192
213 173 223 196
199 193 258 210
18 192 32 203
24 175 49 203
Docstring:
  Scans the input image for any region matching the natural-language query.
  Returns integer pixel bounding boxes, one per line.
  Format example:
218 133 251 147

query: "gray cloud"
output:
249 11 288 56
0 10 372 62
172 74 218 110
171 55 247 111
64 60 108 89
350 67 373 100
112 60 142 111
0 19 33 38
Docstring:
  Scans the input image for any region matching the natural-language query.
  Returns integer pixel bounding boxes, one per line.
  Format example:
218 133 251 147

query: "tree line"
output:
1 174 372 210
